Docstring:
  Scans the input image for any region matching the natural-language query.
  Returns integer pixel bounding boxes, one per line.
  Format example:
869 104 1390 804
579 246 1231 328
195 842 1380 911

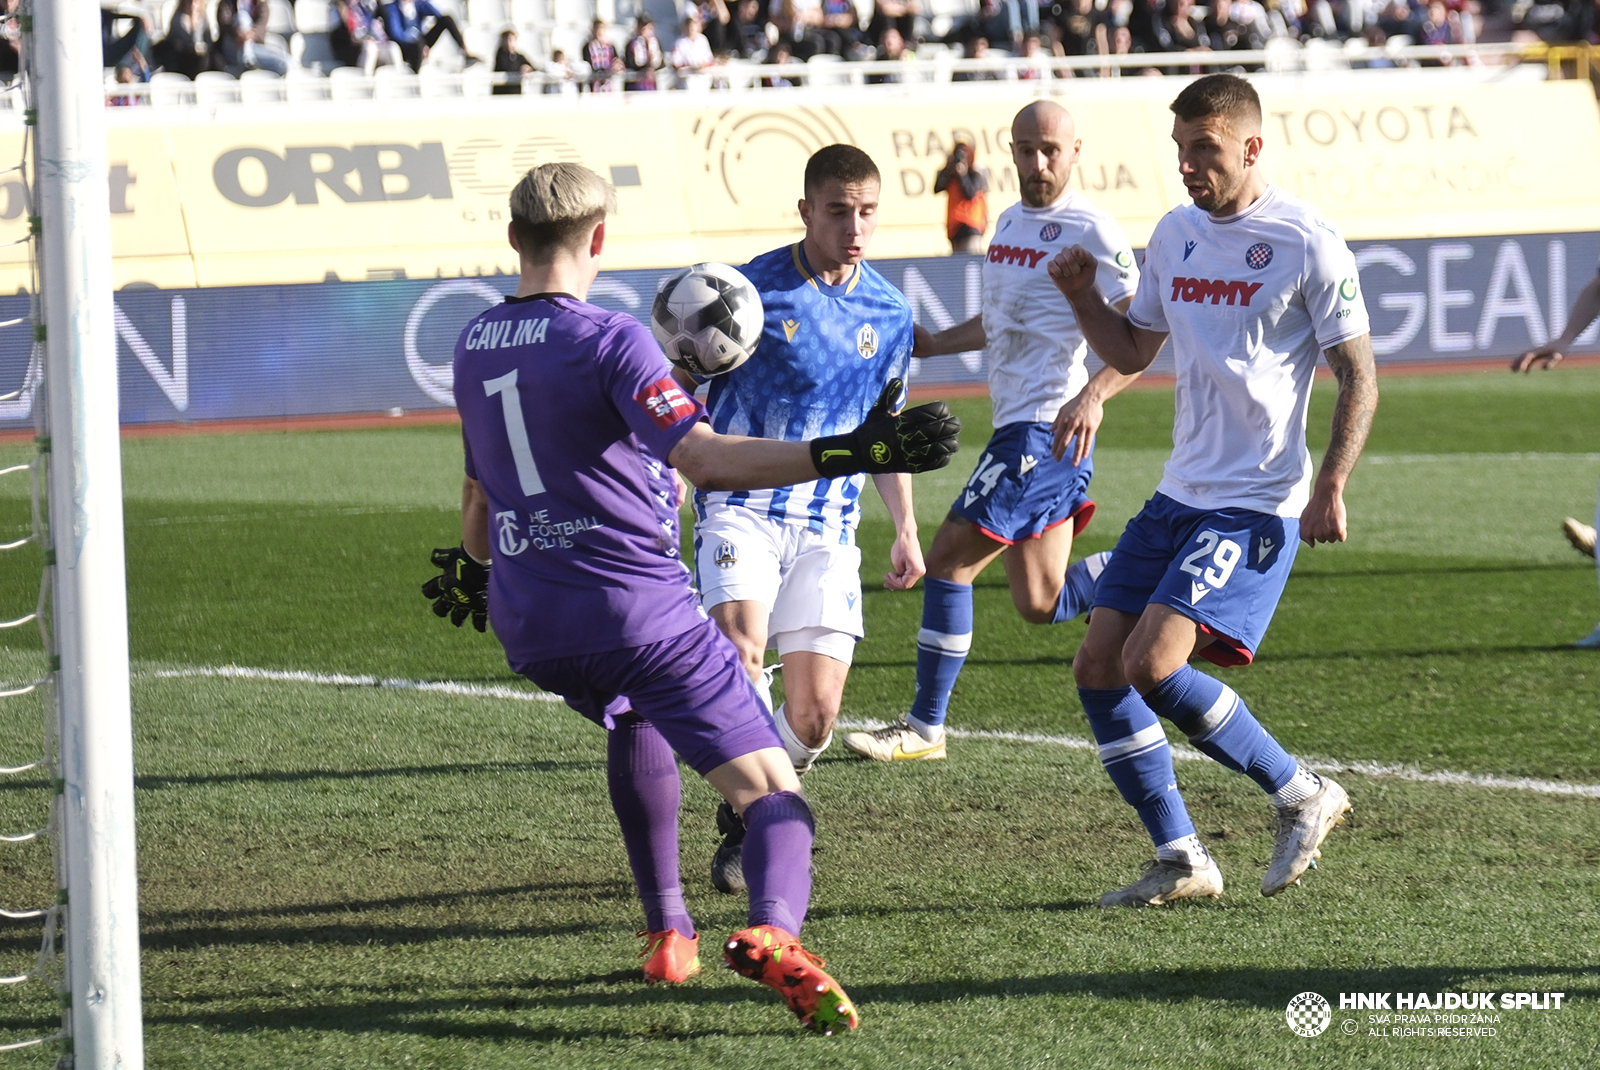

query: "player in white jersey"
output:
1049 74 1379 906
841 101 1143 764
1514 255 1600 648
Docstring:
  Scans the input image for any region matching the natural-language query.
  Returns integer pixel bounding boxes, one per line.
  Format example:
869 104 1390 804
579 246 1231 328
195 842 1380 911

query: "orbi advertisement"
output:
0 233 1594 429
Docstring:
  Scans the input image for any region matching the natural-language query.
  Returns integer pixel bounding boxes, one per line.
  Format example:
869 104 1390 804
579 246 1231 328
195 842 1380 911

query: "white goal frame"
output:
30 1 145 1066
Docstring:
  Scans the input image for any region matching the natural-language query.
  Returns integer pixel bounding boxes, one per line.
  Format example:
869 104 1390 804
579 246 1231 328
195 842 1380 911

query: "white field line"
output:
148 664 564 704
127 504 450 528
835 720 1600 801
1362 452 1600 465
142 666 1600 801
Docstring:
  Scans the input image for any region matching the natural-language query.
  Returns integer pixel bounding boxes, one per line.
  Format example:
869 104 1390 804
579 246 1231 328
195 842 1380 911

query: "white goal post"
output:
31 0 145 1066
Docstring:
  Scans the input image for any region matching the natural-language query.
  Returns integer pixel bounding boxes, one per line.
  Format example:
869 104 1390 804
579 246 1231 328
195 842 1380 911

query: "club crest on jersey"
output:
1039 222 1062 242
496 510 528 556
856 323 879 360
713 540 738 569
1245 242 1274 270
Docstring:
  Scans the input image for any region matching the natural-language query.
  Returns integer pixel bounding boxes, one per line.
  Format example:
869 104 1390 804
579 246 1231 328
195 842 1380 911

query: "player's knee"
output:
783 697 839 747
726 642 765 684
1120 647 1171 697
1013 591 1057 625
1072 641 1122 689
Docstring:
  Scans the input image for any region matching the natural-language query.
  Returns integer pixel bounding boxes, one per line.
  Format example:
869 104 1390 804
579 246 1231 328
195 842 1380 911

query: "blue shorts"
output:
948 422 1096 545
1093 493 1300 667
517 617 781 776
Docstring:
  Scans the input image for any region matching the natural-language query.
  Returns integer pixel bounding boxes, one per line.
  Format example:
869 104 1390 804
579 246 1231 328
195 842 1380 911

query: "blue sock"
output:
1078 686 1195 848
909 578 973 729
1051 551 1110 624
1144 665 1296 795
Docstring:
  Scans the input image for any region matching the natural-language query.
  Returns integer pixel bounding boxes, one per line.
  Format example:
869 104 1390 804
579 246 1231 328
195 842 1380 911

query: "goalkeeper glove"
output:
810 378 961 479
421 545 490 632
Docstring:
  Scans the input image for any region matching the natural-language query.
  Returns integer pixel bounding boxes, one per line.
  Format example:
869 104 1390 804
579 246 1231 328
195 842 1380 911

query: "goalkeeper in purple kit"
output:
420 162 959 1034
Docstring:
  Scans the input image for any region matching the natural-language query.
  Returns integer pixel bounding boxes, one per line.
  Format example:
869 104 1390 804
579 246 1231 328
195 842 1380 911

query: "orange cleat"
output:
638 929 701 984
723 925 859 1035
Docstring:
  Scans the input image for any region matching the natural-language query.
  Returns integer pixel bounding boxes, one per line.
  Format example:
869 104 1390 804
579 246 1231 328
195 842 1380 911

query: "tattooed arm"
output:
1301 333 1378 545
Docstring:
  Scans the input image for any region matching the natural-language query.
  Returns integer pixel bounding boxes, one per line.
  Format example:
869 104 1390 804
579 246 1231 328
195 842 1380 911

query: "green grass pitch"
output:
0 367 1597 1067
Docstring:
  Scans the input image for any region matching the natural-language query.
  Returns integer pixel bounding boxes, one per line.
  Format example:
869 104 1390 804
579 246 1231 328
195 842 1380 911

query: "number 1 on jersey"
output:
484 369 547 496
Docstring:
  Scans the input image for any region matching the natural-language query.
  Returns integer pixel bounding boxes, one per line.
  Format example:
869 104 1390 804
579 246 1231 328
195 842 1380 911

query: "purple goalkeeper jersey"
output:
455 292 707 664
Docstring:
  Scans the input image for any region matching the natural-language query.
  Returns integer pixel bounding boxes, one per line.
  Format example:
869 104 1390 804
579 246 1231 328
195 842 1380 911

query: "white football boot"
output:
1098 855 1224 908
841 719 947 762
1262 777 1351 896
1562 517 1597 559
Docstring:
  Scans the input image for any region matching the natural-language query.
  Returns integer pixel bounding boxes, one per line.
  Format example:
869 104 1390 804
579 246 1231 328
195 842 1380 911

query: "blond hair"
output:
509 163 617 259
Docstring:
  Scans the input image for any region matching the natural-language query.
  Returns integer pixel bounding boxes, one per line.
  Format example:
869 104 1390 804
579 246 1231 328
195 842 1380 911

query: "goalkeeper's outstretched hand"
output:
421 545 489 632
810 378 961 479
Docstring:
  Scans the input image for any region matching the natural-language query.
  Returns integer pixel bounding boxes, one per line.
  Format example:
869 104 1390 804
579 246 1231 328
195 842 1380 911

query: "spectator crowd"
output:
29 0 1596 99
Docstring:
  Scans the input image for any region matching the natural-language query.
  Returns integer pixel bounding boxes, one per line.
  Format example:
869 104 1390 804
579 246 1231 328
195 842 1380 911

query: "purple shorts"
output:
516 616 781 776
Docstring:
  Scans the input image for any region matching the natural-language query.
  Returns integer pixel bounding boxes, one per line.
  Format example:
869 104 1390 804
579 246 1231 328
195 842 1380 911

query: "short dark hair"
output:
1170 74 1262 130
803 144 880 199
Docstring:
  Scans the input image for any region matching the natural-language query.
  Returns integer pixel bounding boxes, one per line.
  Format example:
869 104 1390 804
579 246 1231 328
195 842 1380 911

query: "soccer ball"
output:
650 263 764 377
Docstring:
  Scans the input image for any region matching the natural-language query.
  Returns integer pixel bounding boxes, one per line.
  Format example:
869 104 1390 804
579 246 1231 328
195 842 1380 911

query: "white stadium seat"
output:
461 62 493 97
149 70 196 106
419 64 463 96
284 67 331 101
267 0 295 35
294 0 334 32
1263 35 1301 73
464 26 499 61
806 52 855 87
328 65 372 100
194 69 242 105
373 65 421 98
468 0 507 29
239 68 286 103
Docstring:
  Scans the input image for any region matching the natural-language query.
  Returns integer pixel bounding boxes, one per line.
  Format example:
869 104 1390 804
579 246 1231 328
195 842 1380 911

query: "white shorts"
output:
695 502 862 663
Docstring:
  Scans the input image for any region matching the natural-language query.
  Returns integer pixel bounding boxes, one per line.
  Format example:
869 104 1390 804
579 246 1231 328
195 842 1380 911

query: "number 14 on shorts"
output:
963 452 1006 506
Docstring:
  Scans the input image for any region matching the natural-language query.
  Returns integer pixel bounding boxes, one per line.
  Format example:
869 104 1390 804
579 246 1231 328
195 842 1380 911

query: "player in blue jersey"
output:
1049 75 1378 906
673 145 920 894
1514 255 1600 648
424 162 959 1031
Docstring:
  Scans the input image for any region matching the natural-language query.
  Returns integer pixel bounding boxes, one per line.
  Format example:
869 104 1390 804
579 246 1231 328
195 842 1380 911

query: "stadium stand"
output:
84 0 1600 102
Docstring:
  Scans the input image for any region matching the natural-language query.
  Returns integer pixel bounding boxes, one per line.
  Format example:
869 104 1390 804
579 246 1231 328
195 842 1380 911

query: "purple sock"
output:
606 714 694 939
741 790 815 936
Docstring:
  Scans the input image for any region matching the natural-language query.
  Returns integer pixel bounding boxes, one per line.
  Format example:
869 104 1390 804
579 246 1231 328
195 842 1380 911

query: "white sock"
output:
753 666 775 714
904 712 944 742
1156 834 1211 869
1271 765 1322 808
774 703 829 774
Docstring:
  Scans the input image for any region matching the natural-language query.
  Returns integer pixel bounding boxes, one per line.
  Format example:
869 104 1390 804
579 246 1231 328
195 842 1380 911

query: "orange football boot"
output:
638 929 701 984
723 924 859 1034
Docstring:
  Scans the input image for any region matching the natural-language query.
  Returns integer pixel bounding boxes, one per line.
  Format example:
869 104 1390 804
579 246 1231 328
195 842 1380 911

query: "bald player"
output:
844 101 1142 763
1049 74 1377 907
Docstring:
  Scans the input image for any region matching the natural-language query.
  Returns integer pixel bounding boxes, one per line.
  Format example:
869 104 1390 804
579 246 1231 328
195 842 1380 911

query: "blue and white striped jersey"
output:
695 244 914 541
